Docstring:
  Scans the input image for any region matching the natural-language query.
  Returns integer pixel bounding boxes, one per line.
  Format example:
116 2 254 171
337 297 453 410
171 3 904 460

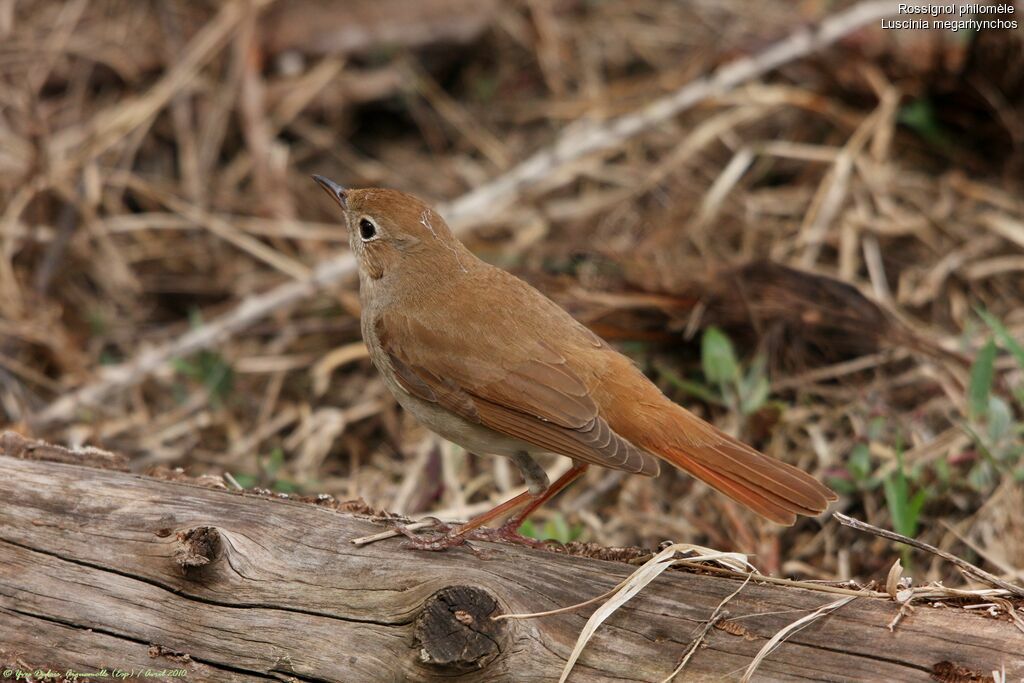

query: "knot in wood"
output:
174 526 220 574
414 585 503 671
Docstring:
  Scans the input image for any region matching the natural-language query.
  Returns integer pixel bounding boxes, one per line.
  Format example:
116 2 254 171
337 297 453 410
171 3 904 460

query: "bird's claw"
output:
399 532 488 558
466 524 549 549
395 519 551 555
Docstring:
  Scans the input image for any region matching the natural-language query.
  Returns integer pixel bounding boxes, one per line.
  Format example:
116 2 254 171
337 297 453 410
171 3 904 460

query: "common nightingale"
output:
313 176 836 550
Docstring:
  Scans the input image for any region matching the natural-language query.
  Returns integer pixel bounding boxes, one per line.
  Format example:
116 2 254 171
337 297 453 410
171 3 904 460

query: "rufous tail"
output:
635 405 837 525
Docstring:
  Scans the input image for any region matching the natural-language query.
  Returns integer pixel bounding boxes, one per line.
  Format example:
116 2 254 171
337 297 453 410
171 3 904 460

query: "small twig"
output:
349 519 442 546
660 575 751 683
833 512 1024 598
222 471 244 491
673 559 888 598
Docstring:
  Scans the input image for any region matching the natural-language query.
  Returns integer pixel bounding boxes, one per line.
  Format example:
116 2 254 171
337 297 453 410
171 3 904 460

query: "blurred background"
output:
1 0 1022 584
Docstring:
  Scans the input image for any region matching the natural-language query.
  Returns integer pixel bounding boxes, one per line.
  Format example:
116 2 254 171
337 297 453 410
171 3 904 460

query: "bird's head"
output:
312 176 467 282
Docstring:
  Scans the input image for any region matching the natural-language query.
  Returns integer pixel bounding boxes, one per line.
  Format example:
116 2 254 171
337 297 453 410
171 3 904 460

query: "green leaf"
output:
883 450 924 541
272 478 300 494
882 475 905 532
265 447 285 476
517 519 538 539
884 481 918 539
538 513 582 544
826 477 856 495
739 357 770 415
977 308 1024 371
898 98 952 150
702 327 739 386
657 364 725 405
544 515 569 544
231 473 258 489
968 461 994 491
968 339 996 420
173 349 234 405
739 376 769 415
933 457 951 487
908 489 927 531
867 417 887 441
987 396 1012 442
848 443 872 481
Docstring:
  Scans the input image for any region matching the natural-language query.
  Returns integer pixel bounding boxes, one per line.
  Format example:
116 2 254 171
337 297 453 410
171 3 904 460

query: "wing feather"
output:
377 308 659 476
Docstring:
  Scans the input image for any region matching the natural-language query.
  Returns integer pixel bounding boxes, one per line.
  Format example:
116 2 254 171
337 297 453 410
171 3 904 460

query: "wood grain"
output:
0 454 1021 682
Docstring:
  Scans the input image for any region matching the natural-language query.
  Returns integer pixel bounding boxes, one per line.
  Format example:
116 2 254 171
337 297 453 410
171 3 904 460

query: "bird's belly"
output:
389 380 534 457
362 306 538 457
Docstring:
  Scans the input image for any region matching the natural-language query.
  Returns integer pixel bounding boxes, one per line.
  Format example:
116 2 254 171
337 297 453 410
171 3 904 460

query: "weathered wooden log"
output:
0 440 1021 682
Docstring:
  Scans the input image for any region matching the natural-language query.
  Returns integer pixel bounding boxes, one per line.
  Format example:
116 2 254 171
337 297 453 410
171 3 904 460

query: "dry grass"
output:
1 0 1022 603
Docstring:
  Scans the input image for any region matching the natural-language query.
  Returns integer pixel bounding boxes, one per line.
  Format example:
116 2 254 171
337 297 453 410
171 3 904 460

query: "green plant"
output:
231 447 300 493
172 310 234 405
829 441 882 496
967 337 997 421
839 312 1022 558
977 309 1024 408
173 349 234 405
663 326 770 417
825 415 935 563
518 513 583 544
961 310 1024 488
882 447 927 567
898 98 953 152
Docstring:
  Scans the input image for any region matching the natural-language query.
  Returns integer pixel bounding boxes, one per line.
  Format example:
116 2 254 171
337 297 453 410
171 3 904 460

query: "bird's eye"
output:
358 217 378 240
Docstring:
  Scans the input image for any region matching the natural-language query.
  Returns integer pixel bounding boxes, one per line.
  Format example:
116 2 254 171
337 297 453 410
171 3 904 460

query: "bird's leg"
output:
433 453 553 549
509 451 551 496
473 462 588 546
400 455 587 552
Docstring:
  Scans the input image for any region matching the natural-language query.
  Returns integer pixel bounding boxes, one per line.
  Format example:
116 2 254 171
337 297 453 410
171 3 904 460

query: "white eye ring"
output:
358 216 379 241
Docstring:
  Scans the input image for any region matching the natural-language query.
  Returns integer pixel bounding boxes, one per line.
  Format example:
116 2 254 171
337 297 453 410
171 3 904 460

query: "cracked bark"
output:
0 448 1021 682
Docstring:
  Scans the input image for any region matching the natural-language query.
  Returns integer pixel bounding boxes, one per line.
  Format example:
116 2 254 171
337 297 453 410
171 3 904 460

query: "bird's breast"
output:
360 305 535 458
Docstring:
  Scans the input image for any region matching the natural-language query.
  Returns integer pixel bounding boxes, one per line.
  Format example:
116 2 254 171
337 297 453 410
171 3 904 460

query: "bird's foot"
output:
386 516 559 553
465 522 549 549
387 516 453 544
399 531 488 558
388 517 485 556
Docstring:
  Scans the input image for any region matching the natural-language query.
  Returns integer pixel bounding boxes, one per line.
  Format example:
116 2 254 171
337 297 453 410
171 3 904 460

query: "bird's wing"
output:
374 291 659 476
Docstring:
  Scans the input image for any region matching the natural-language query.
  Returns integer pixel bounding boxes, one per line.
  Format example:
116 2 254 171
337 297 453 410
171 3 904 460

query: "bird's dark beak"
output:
312 174 348 210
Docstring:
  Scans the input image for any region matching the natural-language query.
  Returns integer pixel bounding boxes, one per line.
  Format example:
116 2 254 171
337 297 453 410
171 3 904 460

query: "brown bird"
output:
313 176 836 550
